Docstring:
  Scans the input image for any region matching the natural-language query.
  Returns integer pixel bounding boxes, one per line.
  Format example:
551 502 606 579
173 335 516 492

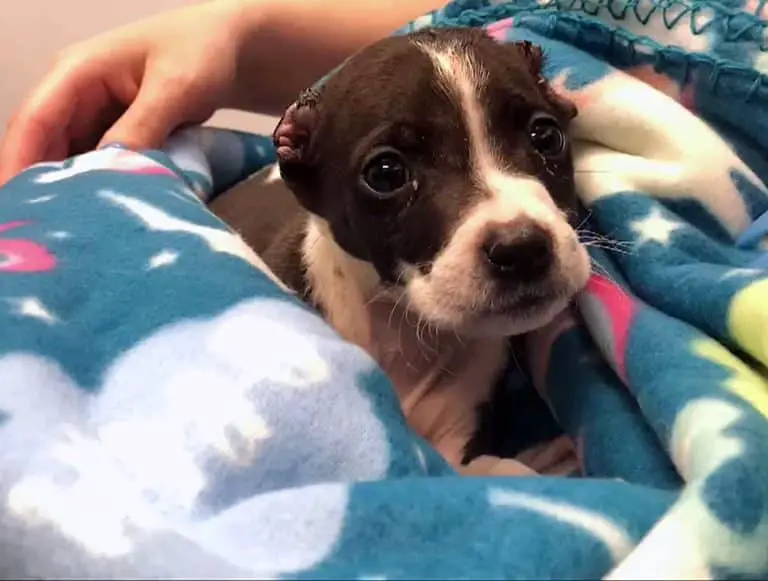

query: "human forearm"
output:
227 0 447 114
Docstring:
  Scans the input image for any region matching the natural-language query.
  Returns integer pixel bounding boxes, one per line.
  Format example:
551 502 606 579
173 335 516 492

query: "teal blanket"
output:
0 0 767 578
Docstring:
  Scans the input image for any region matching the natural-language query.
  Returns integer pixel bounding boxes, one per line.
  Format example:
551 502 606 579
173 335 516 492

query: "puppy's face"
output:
275 28 590 336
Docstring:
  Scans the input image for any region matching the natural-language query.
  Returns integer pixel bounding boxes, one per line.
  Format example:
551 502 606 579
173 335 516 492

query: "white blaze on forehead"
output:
414 39 559 224
413 40 495 173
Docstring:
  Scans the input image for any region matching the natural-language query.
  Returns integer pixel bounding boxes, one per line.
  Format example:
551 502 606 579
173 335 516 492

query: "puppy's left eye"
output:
361 150 411 197
528 113 566 157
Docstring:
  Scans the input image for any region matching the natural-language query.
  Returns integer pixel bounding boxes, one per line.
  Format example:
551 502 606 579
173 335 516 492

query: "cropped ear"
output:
272 87 321 183
512 41 577 121
514 40 545 78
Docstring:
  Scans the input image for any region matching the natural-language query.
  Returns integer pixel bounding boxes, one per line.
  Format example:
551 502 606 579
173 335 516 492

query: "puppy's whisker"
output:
365 286 392 308
573 209 593 232
583 240 636 250
583 242 633 256
583 240 636 254
578 228 637 258
416 316 426 347
589 261 632 308
578 232 635 248
386 289 408 331
414 316 438 358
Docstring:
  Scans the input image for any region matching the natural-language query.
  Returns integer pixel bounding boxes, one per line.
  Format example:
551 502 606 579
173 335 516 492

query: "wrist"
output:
226 0 337 115
216 0 276 113
224 0 449 115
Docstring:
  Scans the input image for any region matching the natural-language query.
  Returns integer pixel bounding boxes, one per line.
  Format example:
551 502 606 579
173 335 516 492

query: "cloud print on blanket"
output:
1 0 768 578
0 298 394 560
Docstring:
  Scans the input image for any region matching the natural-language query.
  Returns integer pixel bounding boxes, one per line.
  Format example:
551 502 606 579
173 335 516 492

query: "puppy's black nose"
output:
483 223 554 281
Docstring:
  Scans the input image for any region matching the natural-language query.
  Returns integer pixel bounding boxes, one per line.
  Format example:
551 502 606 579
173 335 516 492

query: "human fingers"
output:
0 58 86 184
98 61 215 151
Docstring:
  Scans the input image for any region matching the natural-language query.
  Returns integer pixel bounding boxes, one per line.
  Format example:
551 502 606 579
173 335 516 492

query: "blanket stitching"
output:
437 0 768 103
451 0 768 44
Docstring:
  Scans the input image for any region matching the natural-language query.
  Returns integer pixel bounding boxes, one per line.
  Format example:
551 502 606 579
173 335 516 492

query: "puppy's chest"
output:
364 300 508 454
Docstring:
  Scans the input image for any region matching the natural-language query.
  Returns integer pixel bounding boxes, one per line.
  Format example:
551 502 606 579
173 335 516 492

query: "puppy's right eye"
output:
361 150 411 197
528 113 566 158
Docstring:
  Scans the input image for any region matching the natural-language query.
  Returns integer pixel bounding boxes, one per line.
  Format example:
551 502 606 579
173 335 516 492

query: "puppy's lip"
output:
473 274 586 319
443 290 576 338
481 289 563 316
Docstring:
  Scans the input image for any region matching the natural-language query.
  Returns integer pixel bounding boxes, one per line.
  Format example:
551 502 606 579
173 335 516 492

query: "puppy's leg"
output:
514 435 580 476
459 455 538 476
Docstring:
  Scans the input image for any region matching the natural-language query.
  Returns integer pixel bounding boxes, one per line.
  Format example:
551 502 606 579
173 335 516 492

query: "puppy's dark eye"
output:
528 113 566 157
361 150 410 197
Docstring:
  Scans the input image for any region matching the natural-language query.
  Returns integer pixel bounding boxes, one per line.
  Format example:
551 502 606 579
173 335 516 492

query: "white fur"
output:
302 217 380 348
301 218 515 470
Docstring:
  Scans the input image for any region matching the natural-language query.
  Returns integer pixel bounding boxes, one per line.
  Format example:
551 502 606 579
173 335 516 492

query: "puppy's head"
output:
274 28 590 337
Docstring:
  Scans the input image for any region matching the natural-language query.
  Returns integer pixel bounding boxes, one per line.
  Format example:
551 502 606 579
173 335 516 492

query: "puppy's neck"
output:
302 216 381 347
301 217 509 463
301 216 461 362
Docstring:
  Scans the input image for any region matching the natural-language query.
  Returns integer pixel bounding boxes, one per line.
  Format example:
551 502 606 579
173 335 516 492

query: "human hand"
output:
0 0 449 186
0 0 249 185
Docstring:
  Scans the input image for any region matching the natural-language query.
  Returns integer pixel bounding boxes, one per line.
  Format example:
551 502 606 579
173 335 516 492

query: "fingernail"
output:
98 142 125 150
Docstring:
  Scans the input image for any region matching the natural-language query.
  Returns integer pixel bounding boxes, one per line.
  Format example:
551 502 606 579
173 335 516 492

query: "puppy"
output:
210 27 590 474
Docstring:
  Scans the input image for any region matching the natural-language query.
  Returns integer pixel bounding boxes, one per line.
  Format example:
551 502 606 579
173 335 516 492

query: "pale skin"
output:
0 0 446 185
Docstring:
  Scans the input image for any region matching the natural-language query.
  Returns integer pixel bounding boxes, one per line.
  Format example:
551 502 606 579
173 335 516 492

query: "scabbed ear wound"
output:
512 40 578 121
514 40 545 77
272 88 321 165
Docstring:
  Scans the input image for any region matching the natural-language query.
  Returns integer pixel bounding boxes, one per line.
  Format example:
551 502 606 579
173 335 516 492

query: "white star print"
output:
721 267 762 280
165 187 197 204
47 231 71 240
630 207 684 246
147 250 179 270
98 189 291 292
26 194 56 204
413 443 428 472
9 297 58 324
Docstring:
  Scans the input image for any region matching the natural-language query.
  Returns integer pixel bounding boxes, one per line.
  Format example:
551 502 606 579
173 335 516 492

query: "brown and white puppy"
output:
210 27 590 474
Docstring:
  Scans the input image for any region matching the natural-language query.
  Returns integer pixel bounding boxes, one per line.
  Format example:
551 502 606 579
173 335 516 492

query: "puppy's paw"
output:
515 434 580 476
460 455 538 477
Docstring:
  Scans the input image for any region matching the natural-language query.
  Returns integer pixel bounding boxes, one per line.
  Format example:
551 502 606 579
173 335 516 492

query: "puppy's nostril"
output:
483 224 554 281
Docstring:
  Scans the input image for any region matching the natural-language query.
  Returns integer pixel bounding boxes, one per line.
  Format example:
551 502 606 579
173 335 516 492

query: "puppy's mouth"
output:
400 241 591 337
480 284 568 316
459 280 577 337
398 269 582 337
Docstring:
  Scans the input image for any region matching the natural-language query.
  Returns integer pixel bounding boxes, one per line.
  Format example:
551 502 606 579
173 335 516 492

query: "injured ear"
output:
272 87 321 166
515 40 545 77
513 41 578 122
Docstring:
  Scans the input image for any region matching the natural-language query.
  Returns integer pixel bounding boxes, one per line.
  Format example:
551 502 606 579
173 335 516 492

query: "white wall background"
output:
0 0 279 138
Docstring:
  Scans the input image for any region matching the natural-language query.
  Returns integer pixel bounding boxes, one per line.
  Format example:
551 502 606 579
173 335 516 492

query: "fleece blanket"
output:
1 0 768 578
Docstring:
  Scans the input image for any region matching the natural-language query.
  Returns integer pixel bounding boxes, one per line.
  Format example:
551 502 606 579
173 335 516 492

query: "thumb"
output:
98 71 208 151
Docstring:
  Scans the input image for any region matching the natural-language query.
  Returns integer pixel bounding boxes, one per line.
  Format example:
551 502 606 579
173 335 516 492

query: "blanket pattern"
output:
1 0 767 578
